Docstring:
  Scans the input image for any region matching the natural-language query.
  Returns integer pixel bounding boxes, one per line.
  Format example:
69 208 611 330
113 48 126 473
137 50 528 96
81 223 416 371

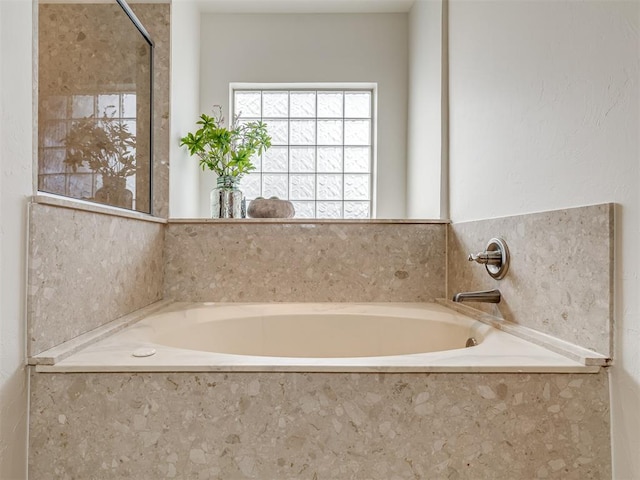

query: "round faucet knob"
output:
468 251 502 266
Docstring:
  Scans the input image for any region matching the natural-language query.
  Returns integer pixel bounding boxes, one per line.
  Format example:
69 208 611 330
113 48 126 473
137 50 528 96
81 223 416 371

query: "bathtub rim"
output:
148 302 493 359
30 300 608 374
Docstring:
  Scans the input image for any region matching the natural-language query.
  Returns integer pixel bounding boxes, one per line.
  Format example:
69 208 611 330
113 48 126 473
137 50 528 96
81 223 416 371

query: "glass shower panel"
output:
38 0 153 213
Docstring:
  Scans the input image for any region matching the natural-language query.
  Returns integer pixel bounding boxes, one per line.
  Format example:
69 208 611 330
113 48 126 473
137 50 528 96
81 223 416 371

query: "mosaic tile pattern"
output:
27 204 164 355
163 223 446 302
29 370 611 479
448 204 613 356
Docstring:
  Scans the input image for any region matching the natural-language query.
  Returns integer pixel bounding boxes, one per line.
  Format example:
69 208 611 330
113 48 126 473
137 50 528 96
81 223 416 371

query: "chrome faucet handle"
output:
468 251 503 266
467 238 510 280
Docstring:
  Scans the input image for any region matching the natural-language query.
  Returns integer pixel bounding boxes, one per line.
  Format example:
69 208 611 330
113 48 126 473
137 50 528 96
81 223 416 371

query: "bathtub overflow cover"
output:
465 337 478 348
132 347 157 358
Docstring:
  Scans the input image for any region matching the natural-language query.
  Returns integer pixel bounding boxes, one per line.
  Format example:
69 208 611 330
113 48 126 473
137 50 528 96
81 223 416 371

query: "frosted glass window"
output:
72 95 94 118
235 91 261 117
291 201 315 218
262 146 288 172
344 201 370 219
98 94 120 116
317 147 343 173
233 87 374 218
344 120 371 145
317 92 343 118
344 147 371 173
263 119 288 145
344 174 370 201
263 174 288 199
317 174 343 200
317 120 343 145
317 202 342 219
290 147 315 173
238 174 261 199
290 91 316 118
290 120 316 145
290 174 315 200
263 91 289 118
344 92 371 118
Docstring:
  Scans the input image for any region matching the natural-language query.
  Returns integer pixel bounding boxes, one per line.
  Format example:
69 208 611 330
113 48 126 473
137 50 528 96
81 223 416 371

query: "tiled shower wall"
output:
163 221 447 302
448 204 613 357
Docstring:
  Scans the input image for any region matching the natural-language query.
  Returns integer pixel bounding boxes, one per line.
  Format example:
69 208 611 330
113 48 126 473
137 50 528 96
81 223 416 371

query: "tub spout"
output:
452 289 501 303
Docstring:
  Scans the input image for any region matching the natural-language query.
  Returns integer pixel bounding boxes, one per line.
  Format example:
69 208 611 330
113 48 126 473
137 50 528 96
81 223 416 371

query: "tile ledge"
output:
28 299 174 366
436 299 611 367
168 218 450 225
35 364 602 374
33 193 168 224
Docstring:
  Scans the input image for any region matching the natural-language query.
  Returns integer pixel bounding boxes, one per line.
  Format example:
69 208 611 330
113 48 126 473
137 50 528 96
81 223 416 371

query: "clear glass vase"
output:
210 175 243 218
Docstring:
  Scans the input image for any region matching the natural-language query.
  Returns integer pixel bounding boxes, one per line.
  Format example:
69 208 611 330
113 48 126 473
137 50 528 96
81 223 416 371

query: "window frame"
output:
229 82 378 219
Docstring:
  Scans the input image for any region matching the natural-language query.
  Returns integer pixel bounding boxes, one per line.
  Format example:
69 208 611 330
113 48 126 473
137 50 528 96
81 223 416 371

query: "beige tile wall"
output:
27 204 165 355
448 204 614 356
29 370 611 479
163 222 447 302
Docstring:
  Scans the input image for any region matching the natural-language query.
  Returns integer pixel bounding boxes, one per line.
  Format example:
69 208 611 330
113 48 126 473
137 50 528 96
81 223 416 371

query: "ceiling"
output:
194 0 416 14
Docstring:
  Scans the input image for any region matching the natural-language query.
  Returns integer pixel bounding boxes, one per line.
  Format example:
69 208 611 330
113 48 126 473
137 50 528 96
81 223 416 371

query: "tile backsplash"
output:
164 221 447 302
448 204 613 357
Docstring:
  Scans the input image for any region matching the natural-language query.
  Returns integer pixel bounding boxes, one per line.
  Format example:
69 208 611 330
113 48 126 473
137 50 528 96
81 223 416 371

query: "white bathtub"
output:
35 302 598 373
153 303 483 358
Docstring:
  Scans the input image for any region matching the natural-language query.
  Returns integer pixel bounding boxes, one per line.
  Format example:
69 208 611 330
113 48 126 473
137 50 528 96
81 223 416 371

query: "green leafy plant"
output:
180 105 271 178
63 107 137 178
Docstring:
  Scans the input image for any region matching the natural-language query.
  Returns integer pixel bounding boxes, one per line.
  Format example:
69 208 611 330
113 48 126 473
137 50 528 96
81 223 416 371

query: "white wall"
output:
407 0 445 219
448 1 640 477
0 0 34 478
198 12 409 218
169 0 201 218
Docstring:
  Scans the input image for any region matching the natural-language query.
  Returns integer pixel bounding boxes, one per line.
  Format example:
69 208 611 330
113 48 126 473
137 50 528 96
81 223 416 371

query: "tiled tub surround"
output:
27 202 165 356
26 206 615 478
448 204 613 357
164 221 447 302
29 371 611 479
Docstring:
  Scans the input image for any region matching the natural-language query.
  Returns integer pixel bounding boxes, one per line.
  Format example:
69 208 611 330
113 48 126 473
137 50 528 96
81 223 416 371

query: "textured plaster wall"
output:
407 0 446 219
448 1 639 476
169 1 201 218
0 1 33 478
